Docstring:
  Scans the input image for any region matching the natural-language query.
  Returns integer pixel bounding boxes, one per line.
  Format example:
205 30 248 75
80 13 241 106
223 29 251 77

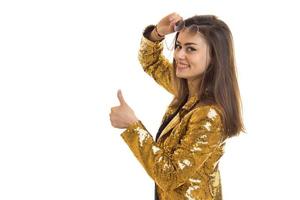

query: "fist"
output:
109 90 139 129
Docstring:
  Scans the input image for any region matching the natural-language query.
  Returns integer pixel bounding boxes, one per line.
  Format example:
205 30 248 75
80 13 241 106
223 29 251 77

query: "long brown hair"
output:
170 15 245 138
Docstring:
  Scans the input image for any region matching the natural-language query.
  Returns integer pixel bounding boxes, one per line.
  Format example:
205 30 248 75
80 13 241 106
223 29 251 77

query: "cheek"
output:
173 52 179 62
191 57 209 72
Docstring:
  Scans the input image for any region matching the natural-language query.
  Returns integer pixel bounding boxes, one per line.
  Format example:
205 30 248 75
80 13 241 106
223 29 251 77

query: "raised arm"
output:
138 25 176 95
138 13 183 95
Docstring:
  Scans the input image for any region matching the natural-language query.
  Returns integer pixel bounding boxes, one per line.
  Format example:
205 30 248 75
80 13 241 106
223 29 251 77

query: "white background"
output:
1 0 300 199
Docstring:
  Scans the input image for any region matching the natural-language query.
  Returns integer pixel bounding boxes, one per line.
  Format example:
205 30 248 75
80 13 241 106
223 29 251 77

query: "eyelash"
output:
174 44 196 52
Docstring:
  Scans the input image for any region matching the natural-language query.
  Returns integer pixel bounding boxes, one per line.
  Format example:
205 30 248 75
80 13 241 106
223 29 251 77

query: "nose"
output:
175 48 186 60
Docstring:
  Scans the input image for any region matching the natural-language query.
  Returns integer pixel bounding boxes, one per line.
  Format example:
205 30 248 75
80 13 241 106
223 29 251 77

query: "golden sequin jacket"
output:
121 33 227 200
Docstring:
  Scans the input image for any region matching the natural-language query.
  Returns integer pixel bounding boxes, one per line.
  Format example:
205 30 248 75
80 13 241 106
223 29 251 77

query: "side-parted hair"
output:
171 15 245 138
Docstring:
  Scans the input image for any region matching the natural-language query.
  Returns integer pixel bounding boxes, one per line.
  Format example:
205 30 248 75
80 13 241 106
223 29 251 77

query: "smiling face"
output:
174 29 211 80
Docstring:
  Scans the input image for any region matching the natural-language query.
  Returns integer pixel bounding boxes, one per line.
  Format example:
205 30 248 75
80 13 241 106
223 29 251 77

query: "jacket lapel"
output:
157 96 199 142
158 112 180 140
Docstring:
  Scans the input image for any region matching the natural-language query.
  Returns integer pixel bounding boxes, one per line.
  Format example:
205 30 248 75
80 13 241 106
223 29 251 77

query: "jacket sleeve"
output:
121 106 225 191
138 25 176 95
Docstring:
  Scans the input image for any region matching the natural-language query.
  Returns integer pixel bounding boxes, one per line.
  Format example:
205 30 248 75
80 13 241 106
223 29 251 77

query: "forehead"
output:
177 29 208 47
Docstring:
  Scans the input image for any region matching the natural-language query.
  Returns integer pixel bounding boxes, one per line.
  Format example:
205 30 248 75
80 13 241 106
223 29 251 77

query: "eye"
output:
186 46 196 52
174 43 182 50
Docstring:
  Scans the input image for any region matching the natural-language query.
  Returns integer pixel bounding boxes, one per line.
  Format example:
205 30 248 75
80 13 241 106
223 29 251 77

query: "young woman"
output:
110 12 245 200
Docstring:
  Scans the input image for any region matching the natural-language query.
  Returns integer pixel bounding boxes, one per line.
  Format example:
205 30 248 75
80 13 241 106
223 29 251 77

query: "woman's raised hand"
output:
156 12 183 36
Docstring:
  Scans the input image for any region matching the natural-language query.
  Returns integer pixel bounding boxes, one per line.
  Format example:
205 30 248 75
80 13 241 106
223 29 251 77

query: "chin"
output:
176 73 188 79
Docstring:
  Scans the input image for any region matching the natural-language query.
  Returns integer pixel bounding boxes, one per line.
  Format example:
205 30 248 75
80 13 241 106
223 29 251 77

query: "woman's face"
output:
174 29 211 80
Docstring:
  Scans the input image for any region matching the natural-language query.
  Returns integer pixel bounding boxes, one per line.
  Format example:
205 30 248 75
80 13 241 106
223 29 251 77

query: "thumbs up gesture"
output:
110 89 139 129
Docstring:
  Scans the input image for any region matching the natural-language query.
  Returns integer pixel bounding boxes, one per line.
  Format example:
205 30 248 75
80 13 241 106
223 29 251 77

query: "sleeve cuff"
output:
121 120 144 139
142 25 164 45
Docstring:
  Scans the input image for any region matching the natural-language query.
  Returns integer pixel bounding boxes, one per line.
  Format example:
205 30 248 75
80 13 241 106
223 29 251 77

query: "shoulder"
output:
189 104 223 125
186 105 225 141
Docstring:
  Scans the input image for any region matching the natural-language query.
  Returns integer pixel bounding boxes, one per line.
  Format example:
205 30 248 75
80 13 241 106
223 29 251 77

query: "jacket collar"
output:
182 96 199 111
158 96 200 142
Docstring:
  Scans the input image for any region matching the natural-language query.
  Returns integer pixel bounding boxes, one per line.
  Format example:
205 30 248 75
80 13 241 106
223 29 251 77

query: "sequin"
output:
152 145 161 154
208 108 218 120
178 159 191 170
189 178 201 183
136 127 149 147
191 146 202 152
204 122 212 131
158 157 163 162
185 185 200 200
163 163 171 170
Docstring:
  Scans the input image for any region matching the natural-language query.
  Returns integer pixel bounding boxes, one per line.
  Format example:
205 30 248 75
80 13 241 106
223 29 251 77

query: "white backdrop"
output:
1 0 300 199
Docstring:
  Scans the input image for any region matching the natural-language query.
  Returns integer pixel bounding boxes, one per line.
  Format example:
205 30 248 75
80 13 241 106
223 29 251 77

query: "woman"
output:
110 13 245 200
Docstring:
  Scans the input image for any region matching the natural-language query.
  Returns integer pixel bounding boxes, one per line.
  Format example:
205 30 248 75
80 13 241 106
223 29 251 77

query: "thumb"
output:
117 89 126 106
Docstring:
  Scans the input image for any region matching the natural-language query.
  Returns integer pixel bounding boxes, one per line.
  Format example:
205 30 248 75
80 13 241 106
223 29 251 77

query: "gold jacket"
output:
121 34 227 200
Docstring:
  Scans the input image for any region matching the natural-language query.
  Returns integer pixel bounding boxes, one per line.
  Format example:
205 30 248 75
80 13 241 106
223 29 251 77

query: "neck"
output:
187 77 202 98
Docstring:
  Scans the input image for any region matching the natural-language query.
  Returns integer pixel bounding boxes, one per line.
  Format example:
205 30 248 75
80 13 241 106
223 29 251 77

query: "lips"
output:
177 62 189 70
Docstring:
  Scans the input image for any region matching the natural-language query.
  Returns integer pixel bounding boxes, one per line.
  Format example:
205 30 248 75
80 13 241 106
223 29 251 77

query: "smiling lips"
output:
177 62 189 71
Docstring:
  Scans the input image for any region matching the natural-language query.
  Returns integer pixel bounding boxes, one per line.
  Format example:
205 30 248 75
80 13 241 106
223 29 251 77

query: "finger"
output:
117 89 126 105
173 16 183 24
168 12 178 21
174 16 183 24
170 20 178 29
110 119 116 127
109 113 113 122
111 106 117 113
170 20 177 27
171 19 184 31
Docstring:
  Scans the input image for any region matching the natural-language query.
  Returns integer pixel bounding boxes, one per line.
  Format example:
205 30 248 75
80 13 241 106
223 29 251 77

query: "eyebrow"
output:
176 41 200 46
